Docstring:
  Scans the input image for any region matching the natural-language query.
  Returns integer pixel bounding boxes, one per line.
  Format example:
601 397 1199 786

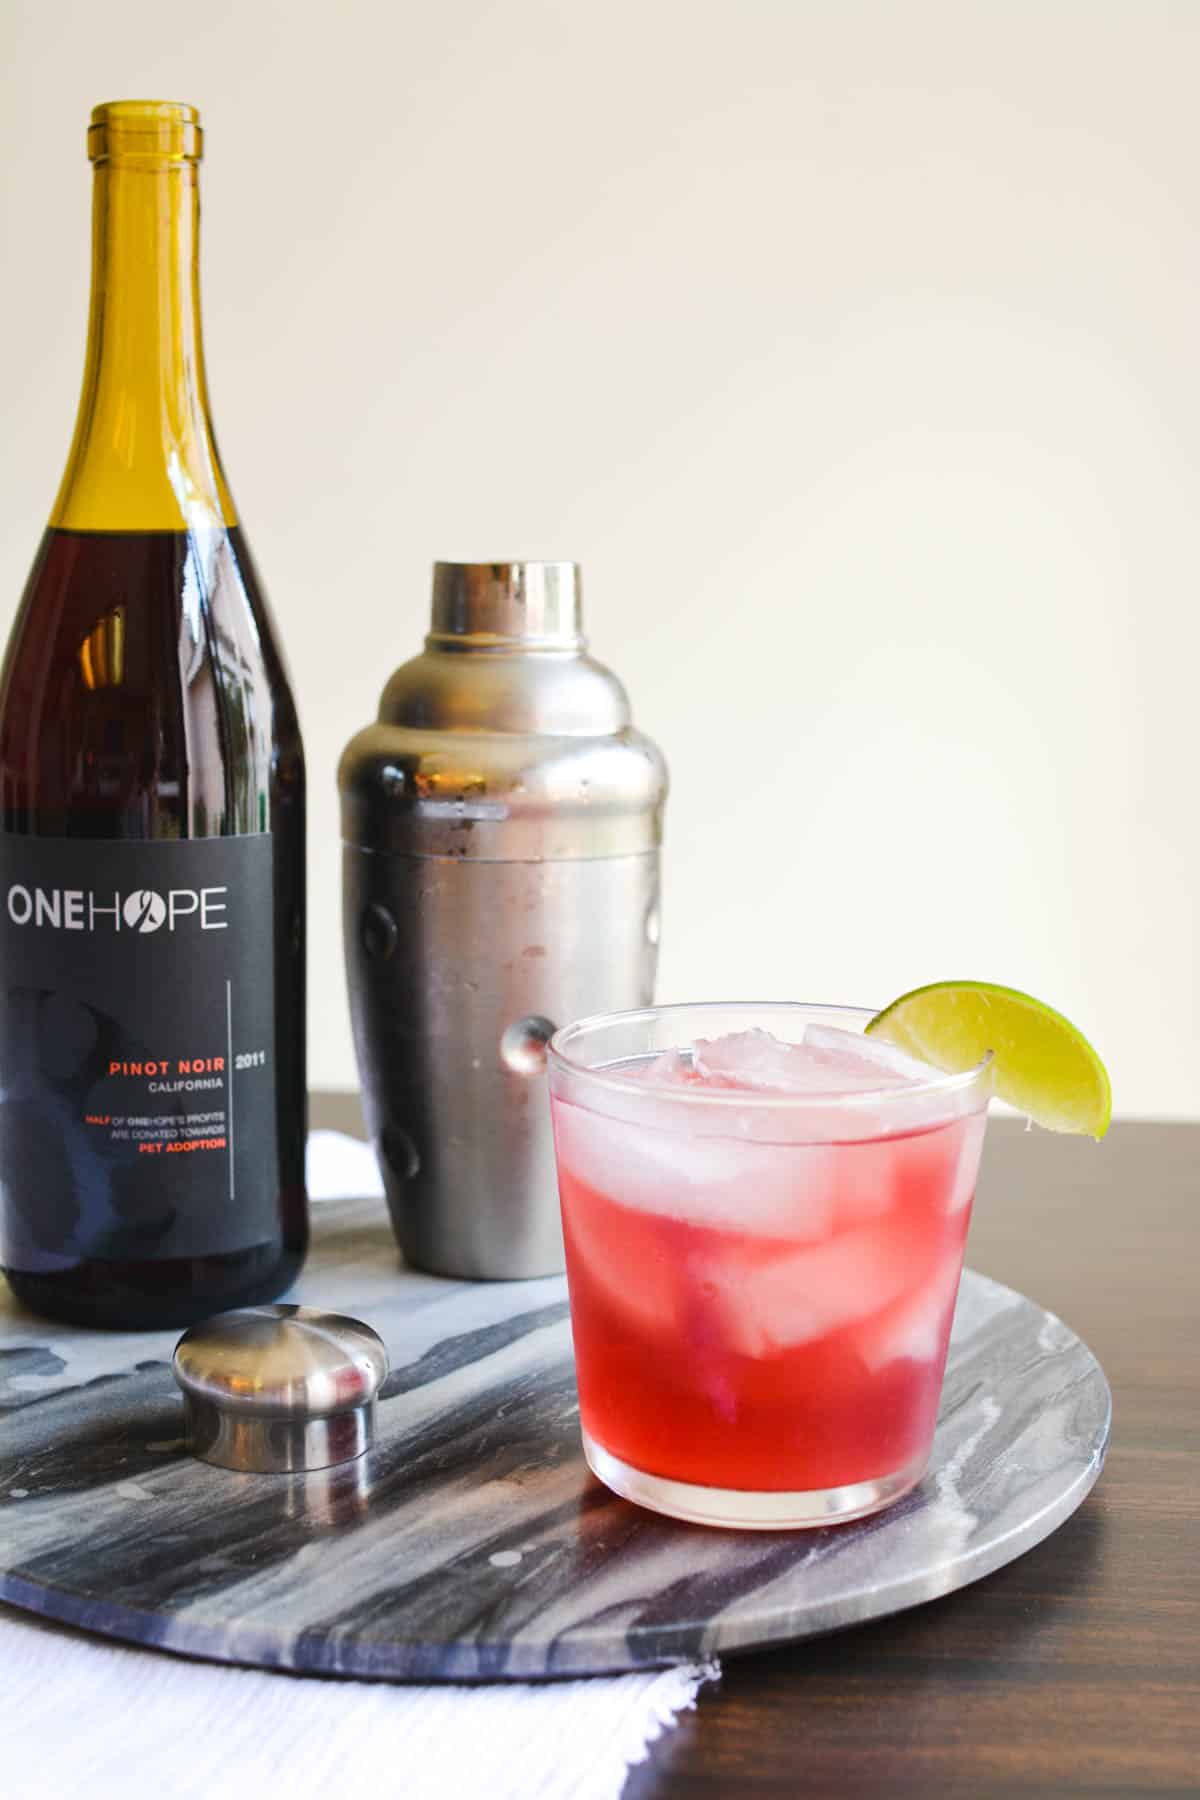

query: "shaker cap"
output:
429 561 582 649
173 1305 388 1473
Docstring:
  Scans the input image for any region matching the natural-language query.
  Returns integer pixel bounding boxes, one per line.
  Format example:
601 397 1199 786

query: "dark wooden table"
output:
322 1101 1198 1797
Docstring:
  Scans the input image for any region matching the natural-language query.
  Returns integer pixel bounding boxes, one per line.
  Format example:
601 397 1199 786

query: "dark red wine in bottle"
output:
0 102 306 1327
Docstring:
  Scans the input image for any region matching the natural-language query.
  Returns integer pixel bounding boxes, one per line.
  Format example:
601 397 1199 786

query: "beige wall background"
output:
1 0 1193 1116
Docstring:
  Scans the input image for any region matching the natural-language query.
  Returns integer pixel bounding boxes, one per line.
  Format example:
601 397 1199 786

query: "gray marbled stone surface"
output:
0 1196 1110 1680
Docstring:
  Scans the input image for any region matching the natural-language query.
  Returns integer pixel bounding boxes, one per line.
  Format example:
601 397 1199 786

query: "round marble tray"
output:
0 1196 1110 1680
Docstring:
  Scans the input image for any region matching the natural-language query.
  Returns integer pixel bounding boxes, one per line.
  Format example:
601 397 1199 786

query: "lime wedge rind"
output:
866 980 1111 1141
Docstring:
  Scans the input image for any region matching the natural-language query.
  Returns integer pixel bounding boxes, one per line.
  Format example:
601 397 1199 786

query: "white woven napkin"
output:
0 1605 714 1800
0 1130 718 1799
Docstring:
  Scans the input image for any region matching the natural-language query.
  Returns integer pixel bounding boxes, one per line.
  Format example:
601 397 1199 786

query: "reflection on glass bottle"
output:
78 605 125 691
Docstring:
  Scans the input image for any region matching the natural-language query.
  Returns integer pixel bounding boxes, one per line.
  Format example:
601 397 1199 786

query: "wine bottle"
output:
0 101 307 1327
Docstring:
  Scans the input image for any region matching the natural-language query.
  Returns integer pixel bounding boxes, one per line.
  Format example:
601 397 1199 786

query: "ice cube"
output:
691 1028 900 1097
613 1029 980 1142
804 1025 990 1133
552 1096 691 1216
558 1156 682 1338
857 1256 962 1371
692 1029 812 1089
801 1023 937 1085
880 1111 987 1219
829 1135 900 1228
653 1025 937 1096
551 1095 836 1238
691 1216 936 1357
944 1112 988 1213
636 1047 695 1087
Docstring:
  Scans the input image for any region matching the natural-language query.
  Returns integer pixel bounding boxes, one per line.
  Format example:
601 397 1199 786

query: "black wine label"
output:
0 836 279 1272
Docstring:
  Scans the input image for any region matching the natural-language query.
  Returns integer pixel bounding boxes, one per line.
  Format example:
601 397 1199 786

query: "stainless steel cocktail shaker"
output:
339 562 667 1279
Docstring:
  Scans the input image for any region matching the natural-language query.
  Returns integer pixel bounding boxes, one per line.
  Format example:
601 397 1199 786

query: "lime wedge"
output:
866 981 1111 1139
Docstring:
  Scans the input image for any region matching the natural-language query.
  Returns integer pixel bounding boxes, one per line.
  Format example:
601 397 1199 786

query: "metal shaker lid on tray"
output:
338 561 667 861
173 1305 389 1474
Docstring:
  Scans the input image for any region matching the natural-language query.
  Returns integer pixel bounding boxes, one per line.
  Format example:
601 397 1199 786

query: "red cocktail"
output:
548 1004 992 1528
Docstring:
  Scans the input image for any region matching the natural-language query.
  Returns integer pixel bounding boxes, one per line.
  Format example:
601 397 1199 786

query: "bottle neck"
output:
51 152 236 533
